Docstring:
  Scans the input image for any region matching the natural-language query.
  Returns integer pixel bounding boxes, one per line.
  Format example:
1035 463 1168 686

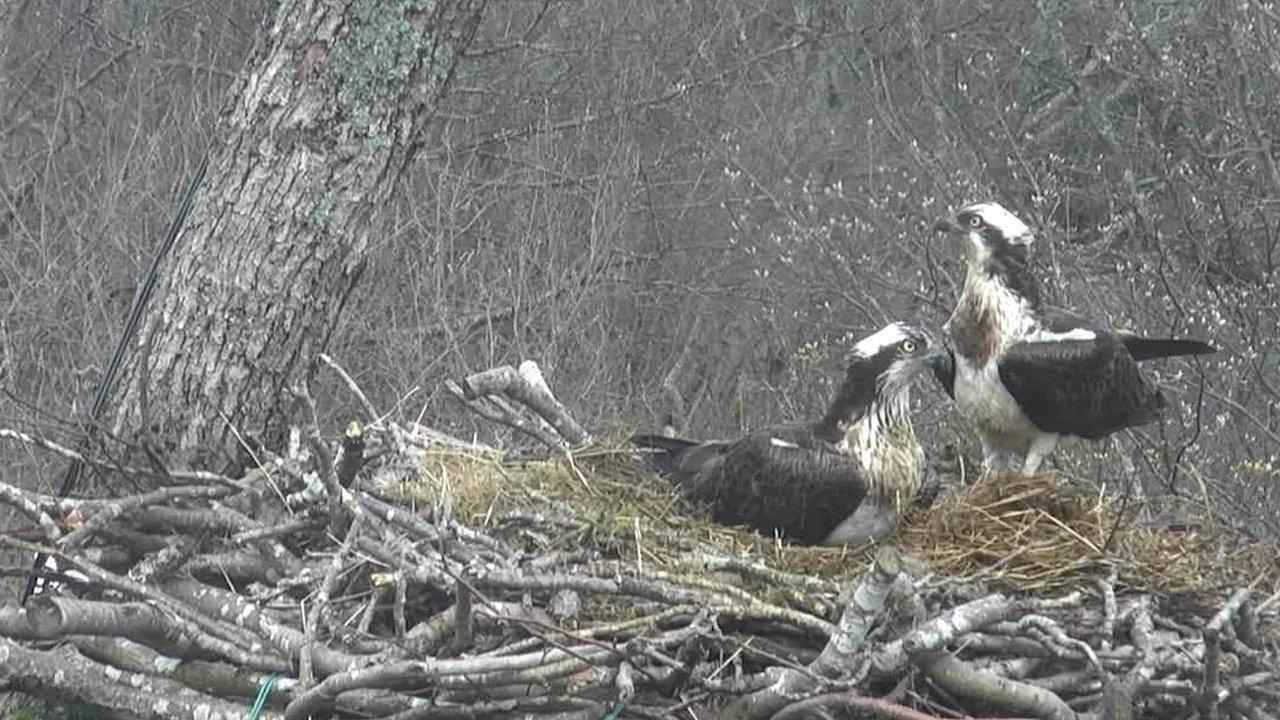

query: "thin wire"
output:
20 144 214 605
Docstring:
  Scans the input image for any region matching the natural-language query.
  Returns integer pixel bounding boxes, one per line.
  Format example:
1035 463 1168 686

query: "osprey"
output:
633 323 947 546
933 202 1216 475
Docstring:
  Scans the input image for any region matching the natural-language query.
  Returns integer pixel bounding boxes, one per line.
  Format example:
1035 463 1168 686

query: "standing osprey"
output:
933 202 1215 475
633 323 947 546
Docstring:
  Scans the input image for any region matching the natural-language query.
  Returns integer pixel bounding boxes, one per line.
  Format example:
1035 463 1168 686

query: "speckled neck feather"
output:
947 249 1042 364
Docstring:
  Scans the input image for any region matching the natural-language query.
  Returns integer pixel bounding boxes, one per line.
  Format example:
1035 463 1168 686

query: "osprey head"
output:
847 322 948 393
817 322 947 437
934 202 1033 267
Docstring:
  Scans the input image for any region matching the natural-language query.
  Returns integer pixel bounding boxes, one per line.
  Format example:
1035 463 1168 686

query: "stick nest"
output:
3 396 1278 720
392 443 1280 620
901 472 1280 615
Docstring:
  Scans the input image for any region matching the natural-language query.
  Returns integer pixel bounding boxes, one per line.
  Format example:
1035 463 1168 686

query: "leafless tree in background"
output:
1 0 1277 535
101 0 484 480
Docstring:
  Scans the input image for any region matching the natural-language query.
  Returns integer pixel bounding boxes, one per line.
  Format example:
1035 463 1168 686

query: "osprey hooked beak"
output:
898 333 950 378
933 214 966 234
921 340 949 365
916 337 950 377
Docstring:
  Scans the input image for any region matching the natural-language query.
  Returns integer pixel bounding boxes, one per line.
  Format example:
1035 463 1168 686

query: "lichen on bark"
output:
326 0 439 135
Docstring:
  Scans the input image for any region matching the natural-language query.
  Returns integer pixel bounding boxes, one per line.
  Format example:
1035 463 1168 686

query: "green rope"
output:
600 701 626 720
245 675 282 719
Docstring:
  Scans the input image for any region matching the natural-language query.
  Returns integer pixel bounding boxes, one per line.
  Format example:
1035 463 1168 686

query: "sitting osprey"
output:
933 202 1216 475
633 323 947 546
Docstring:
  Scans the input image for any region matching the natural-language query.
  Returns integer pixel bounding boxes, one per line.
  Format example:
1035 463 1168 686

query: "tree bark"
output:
104 0 484 481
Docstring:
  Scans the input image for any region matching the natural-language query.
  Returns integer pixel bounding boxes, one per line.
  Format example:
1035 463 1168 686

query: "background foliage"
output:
1 0 1276 536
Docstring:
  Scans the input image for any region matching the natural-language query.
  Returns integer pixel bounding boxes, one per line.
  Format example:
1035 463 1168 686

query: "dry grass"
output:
381 443 1280 618
902 473 1280 614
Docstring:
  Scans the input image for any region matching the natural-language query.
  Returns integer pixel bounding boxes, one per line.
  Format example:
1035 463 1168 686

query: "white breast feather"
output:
1027 327 1096 342
947 268 1043 454
953 354 1039 454
835 389 922 507
944 270 1037 348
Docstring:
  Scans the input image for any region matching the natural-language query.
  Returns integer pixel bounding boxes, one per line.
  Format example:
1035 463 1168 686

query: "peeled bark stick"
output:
0 535 285 672
731 547 904 720
446 378 564 449
473 568 834 636
702 554 839 593
0 606 36 640
460 360 592 445
406 421 498 454
902 593 1015 656
160 576 367 676
389 601 553 659
1207 587 1253 636
0 477 61 540
916 651 1076 720
284 646 620 720
1097 572 1118 650
866 592 1017 684
769 692 966 720
232 516 324 544
371 696 602 720
59 484 236 549
1202 587 1253 720
0 637 260 720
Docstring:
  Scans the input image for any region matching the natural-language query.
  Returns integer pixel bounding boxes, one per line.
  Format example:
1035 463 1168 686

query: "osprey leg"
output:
978 435 1003 475
821 500 898 546
1021 434 1059 475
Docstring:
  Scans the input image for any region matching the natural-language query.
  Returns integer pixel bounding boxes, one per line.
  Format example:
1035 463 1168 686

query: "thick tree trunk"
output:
104 0 483 479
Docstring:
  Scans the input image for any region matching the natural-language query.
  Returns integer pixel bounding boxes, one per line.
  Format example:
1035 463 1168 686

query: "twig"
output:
445 378 565 449
0 638 256 719
460 360 593 445
915 651 1076 720
452 574 475 654
0 477 62 541
1202 587 1254 719
318 353 381 424
770 691 988 720
730 547 905 720
0 535 289 672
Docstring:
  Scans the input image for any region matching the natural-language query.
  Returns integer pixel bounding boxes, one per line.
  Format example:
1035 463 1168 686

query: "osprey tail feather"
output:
1122 337 1217 362
631 434 700 476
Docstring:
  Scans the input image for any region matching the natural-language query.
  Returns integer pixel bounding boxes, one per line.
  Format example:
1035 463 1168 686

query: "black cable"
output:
20 145 214 604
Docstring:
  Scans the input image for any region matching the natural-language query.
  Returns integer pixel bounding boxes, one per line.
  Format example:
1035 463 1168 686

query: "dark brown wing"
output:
676 423 871 544
998 330 1165 440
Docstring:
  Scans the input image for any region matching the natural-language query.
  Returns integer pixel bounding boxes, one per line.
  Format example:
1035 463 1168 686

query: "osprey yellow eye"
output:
968 215 983 228
901 339 917 353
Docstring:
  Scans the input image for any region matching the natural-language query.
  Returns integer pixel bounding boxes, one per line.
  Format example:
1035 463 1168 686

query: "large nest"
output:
392 443 1280 619
3 361 1279 720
